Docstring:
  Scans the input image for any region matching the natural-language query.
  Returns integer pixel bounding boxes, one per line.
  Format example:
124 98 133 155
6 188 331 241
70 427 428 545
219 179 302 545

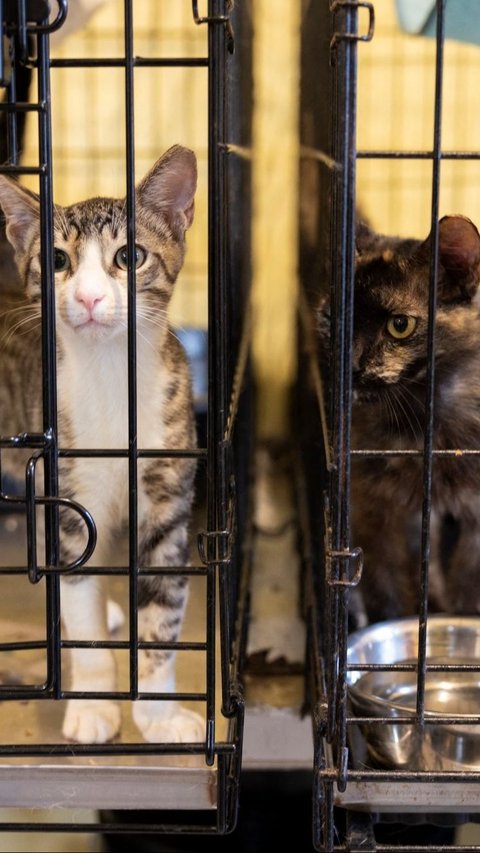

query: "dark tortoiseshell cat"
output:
0 145 202 743
321 215 480 623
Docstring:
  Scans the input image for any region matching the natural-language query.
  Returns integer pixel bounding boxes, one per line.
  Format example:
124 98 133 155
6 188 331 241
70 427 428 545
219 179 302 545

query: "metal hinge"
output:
330 1 375 50
197 528 232 565
192 1 235 54
323 494 364 588
326 545 364 588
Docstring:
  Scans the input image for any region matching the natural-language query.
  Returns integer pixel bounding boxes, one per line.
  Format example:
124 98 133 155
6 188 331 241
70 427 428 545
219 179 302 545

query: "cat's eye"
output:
386 314 417 340
114 245 146 271
54 249 70 272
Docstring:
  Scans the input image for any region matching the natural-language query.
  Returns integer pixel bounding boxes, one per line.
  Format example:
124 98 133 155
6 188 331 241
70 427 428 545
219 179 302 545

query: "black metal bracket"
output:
330 0 375 50
1 0 67 85
192 0 235 54
25 453 97 583
326 545 364 588
197 527 232 565
0 432 97 582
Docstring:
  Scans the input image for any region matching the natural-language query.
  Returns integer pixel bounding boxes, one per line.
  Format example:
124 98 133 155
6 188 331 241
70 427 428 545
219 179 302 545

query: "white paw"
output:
133 703 204 743
62 699 121 744
107 598 125 633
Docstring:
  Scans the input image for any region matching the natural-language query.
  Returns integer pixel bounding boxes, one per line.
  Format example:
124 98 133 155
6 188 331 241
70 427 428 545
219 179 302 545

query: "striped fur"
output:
0 145 202 743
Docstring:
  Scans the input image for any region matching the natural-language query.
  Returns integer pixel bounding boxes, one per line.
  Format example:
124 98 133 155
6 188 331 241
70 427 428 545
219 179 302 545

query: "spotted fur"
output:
0 145 203 744
319 215 480 622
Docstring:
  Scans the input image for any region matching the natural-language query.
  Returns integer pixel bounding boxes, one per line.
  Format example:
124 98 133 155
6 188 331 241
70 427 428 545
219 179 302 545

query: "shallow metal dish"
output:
347 616 480 770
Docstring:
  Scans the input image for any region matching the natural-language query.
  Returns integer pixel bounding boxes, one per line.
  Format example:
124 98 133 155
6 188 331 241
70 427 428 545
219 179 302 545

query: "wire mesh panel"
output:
299 0 480 850
0 0 251 837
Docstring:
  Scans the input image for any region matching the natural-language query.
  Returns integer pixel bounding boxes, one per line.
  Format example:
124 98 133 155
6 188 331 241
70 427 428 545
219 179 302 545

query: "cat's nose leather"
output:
75 291 106 315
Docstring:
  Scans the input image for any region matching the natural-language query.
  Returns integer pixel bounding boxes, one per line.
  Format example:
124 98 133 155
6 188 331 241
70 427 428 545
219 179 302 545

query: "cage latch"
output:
0 434 97 583
192 1 235 54
326 546 363 588
197 528 231 565
24 452 97 583
330 1 375 49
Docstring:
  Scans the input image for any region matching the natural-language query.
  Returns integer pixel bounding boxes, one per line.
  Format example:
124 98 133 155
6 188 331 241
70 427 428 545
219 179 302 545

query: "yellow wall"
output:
21 0 300 439
357 0 480 238
23 0 209 330
251 1 300 438
21 0 480 437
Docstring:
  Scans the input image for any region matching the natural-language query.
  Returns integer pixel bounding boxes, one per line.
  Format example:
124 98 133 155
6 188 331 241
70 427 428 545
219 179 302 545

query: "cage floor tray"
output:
0 511 227 811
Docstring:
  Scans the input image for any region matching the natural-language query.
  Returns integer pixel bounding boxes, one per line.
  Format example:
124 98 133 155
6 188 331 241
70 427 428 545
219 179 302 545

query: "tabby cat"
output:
0 144 202 743
320 215 480 623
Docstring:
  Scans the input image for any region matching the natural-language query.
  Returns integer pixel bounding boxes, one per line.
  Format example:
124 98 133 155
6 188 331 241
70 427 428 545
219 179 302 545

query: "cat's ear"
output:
415 215 480 303
356 216 378 256
0 176 40 254
136 145 197 236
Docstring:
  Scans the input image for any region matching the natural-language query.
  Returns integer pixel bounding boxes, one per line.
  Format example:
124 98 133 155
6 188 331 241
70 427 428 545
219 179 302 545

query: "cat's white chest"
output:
57 337 165 450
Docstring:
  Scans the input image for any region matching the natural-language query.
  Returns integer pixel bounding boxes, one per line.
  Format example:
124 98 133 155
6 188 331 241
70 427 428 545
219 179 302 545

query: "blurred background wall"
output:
18 0 480 437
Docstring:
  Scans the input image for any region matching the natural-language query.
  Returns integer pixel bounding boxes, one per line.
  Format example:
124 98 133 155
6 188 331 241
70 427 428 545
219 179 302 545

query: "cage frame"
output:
299 0 480 850
0 0 252 837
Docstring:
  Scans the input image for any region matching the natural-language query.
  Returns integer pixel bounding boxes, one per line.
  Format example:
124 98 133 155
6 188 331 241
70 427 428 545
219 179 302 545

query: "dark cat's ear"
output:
136 145 197 236
356 215 378 256
0 176 40 254
415 215 480 303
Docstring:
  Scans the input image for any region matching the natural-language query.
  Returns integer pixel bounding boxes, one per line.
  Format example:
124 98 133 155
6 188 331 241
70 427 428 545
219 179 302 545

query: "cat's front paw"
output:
133 703 204 743
63 699 121 743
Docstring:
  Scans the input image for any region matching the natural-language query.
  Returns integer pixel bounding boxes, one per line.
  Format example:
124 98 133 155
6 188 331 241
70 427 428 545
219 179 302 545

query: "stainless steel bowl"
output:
347 616 480 769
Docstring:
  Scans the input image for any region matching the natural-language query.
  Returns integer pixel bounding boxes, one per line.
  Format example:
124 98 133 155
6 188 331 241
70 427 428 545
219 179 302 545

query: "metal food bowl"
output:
347 616 480 770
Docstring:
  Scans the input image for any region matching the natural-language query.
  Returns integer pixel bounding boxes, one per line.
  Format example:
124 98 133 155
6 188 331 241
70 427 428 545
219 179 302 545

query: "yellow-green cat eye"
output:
114 245 146 271
386 314 417 340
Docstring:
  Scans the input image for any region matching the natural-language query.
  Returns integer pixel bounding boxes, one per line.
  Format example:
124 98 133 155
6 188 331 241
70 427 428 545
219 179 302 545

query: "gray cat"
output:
319 215 480 623
0 145 203 743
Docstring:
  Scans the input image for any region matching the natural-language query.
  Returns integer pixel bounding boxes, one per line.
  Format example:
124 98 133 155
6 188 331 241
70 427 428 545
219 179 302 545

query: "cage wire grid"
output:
299 0 480 851
0 0 252 837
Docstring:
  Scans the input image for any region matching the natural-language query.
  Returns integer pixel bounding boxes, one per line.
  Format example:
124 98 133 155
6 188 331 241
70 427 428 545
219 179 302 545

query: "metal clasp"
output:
192 1 235 53
330 1 375 50
197 528 231 565
326 546 364 588
25 453 97 583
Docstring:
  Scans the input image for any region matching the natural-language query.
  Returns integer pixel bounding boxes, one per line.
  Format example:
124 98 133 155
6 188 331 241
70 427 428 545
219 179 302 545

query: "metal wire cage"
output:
0 0 252 838
299 0 480 850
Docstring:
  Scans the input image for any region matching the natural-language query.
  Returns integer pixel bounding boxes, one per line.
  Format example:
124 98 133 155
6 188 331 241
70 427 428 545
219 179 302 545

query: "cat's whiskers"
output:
391 384 424 445
116 317 157 355
136 309 186 350
381 387 401 439
136 308 182 345
1 310 42 348
0 303 40 319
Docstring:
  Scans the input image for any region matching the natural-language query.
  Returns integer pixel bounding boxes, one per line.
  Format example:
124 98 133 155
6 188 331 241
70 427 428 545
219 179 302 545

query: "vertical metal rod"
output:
336 4 358 790
0 0 4 88
124 0 139 698
25 456 39 583
328 4 358 768
416 0 445 721
17 0 28 64
37 25 61 695
6 40 19 163
205 0 230 763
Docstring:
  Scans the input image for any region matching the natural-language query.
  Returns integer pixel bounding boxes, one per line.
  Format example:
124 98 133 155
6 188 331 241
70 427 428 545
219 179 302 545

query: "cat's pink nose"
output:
75 290 105 315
